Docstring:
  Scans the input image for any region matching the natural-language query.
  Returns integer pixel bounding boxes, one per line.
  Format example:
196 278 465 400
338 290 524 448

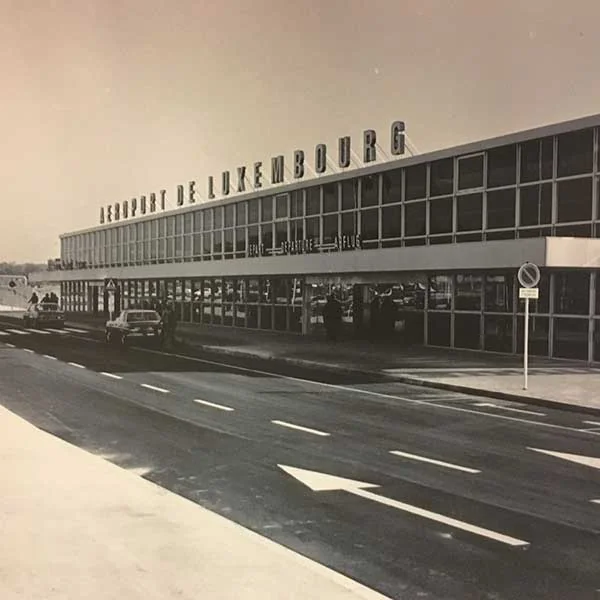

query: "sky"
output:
2 0 600 262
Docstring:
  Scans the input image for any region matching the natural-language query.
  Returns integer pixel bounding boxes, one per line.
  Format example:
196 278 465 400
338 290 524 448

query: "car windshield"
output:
38 304 59 311
126 311 160 323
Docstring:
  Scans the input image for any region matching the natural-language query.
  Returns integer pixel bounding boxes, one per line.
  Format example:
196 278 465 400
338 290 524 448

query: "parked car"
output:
23 303 65 329
105 309 162 346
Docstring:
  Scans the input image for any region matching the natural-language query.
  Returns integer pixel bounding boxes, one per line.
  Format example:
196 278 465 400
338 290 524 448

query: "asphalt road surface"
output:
1 321 599 600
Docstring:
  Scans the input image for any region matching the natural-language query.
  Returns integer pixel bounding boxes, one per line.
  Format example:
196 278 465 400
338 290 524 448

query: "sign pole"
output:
523 296 529 390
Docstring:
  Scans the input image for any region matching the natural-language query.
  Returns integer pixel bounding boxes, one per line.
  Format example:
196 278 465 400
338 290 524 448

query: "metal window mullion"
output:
450 274 455 347
548 271 555 357
588 271 595 364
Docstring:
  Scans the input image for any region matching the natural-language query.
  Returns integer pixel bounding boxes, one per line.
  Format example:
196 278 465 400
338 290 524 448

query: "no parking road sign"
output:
517 262 540 288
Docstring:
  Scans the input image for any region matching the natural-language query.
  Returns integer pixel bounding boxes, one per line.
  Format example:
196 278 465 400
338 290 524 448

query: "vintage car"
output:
23 303 65 328
105 309 162 346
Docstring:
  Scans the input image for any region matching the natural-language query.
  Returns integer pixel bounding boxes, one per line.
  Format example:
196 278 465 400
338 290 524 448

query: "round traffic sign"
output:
518 262 540 288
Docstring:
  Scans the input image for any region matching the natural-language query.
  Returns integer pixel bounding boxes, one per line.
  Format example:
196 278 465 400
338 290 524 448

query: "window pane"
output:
557 129 593 178
405 201 426 236
520 183 552 226
428 312 451 346
167 217 175 236
224 204 234 228
520 137 553 183
382 169 402 204
248 199 259 224
224 229 234 253
361 175 378 207
487 144 516 188
322 214 338 245
458 154 483 190
553 318 589 360
306 187 320 215
454 313 481 349
203 209 212 231
261 223 273 249
213 231 222 253
275 221 288 247
323 183 338 213
457 193 482 231
429 196 452 234
557 177 592 223
487 188 515 229
554 271 589 315
213 207 222 229
382 205 401 238
341 179 358 210
290 218 304 241
341 211 357 236
275 194 288 219
291 190 303 217
405 164 426 200
429 158 453 196
261 197 272 222
484 315 513 353
360 208 378 240
485 273 514 312
248 225 259 249
236 201 246 225
305 217 319 242
428 274 452 310
235 227 246 252
455 273 482 311
516 315 549 356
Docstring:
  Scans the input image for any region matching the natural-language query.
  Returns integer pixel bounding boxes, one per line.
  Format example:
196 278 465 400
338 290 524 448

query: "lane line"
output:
6 329 29 335
583 421 600 426
5 343 15 348
24 328 50 334
474 402 546 416
68 362 86 369
352 488 529 548
23 349 34 353
64 327 89 333
194 399 234 412
591 500 600 505
141 383 170 394
43 354 57 360
271 420 330 437
389 450 480 474
139 347 598 437
46 328 67 334
0 331 9 336
101 372 123 380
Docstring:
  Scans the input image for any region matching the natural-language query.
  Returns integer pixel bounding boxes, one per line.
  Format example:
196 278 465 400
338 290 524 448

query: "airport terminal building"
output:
34 113 600 363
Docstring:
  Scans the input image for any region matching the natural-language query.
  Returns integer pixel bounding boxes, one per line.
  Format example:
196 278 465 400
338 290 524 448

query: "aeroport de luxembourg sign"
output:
99 121 406 225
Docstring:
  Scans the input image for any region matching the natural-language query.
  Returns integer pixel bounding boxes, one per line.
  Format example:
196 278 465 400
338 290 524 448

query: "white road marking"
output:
591 499 599 505
583 421 600 427
6 329 28 335
64 327 88 333
101 372 123 380
141 383 170 394
23 349 34 353
528 448 600 470
24 328 50 334
0 331 8 336
474 402 545 416
272 420 330 437
137 347 600 437
194 399 234 412
5 343 15 348
279 465 529 548
68 362 86 369
43 354 57 360
389 450 480 474
46 328 67 334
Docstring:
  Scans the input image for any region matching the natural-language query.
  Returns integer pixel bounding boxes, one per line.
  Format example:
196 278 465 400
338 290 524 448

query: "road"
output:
0 321 599 599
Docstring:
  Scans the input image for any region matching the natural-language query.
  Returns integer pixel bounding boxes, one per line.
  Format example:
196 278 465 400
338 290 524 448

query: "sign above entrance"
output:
517 262 540 288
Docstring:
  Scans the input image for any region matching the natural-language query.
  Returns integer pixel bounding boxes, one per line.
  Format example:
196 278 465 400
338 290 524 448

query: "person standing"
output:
28 291 39 305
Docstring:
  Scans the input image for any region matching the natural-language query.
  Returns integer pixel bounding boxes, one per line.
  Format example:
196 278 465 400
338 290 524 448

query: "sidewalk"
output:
3 310 600 414
0 404 389 600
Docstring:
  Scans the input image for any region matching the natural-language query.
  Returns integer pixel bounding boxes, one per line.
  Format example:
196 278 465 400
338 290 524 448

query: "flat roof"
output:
61 111 600 238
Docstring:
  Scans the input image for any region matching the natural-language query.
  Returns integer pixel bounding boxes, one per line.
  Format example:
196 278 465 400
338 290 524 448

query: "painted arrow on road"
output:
278 465 529 548
528 448 600 470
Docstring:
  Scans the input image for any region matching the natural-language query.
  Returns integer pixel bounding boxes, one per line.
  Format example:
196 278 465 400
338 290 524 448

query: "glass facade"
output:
53 119 600 362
